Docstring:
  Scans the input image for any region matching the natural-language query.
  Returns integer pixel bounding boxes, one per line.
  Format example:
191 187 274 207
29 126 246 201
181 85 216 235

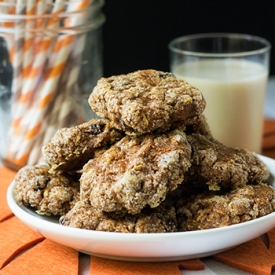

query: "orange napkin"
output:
0 238 79 275
263 119 275 150
0 216 44 269
215 228 275 275
0 166 16 222
262 119 275 159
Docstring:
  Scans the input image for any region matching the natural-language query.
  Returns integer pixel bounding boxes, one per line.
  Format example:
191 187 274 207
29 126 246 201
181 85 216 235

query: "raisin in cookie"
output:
42 118 123 172
89 69 206 135
14 164 79 216
80 129 192 214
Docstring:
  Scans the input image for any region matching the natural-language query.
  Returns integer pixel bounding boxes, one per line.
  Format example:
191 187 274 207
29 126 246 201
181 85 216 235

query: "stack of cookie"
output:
14 70 274 233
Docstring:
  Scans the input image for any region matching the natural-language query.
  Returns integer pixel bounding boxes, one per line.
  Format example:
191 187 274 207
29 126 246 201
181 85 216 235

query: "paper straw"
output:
6 0 65 163
50 0 92 128
41 31 87 146
0 1 15 55
32 0 48 58
10 0 36 137
27 133 45 165
0 0 7 14
65 0 92 27
40 67 69 147
22 0 36 78
5 0 26 160
58 35 86 122
42 0 92 141
27 0 91 145
34 0 47 31
38 0 92 147
22 78 63 165
14 34 74 165
10 0 66 136
11 0 26 103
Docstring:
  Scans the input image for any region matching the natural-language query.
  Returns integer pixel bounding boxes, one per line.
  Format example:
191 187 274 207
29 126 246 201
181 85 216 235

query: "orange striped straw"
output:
40 0 93 145
10 0 66 137
65 0 92 27
10 0 26 117
7 0 67 164
22 0 36 78
10 0 36 141
0 1 15 57
14 34 75 165
34 0 47 33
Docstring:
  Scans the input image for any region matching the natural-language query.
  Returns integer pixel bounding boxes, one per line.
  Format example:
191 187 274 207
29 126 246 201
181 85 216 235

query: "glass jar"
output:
0 0 105 170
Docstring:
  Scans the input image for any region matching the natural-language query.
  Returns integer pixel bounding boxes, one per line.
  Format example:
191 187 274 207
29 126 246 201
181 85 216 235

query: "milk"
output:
172 59 268 153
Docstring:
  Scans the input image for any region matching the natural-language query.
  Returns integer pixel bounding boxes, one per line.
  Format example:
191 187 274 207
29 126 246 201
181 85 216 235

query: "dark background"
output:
101 0 275 77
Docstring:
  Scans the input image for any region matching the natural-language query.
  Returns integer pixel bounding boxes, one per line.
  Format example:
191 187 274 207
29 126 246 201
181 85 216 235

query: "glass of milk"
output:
168 33 271 153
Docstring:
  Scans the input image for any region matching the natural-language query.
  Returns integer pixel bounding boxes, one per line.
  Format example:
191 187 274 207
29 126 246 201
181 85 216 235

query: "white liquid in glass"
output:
172 59 268 153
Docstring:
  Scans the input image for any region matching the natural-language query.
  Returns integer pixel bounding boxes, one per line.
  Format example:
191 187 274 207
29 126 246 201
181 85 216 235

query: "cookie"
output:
80 128 192 214
14 164 79 216
42 118 123 172
177 183 275 231
187 133 270 190
60 199 178 233
89 69 206 135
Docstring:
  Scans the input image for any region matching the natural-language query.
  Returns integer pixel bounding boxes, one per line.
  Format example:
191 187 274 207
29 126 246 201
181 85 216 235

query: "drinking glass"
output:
168 33 271 153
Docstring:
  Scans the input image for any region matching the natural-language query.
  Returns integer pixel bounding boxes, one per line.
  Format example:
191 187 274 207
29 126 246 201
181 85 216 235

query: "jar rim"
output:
0 0 105 33
0 14 105 34
168 33 272 58
0 0 104 20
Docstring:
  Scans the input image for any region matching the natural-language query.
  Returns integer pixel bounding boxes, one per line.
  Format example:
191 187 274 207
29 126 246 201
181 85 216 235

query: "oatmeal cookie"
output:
177 183 275 231
80 129 192 214
89 69 206 135
187 133 270 190
14 164 79 216
60 200 178 233
42 118 123 172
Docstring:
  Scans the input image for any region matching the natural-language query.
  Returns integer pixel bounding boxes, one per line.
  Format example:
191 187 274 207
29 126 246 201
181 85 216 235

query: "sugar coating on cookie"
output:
89 69 206 135
14 164 79 216
60 200 178 233
80 129 192 215
42 118 123 172
187 133 270 190
177 183 275 231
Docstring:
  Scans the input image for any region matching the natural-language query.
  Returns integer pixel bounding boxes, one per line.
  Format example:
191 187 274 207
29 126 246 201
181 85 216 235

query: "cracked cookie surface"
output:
42 118 123 172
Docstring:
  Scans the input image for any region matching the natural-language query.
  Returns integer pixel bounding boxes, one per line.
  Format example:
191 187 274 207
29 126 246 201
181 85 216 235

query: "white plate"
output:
7 155 275 262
